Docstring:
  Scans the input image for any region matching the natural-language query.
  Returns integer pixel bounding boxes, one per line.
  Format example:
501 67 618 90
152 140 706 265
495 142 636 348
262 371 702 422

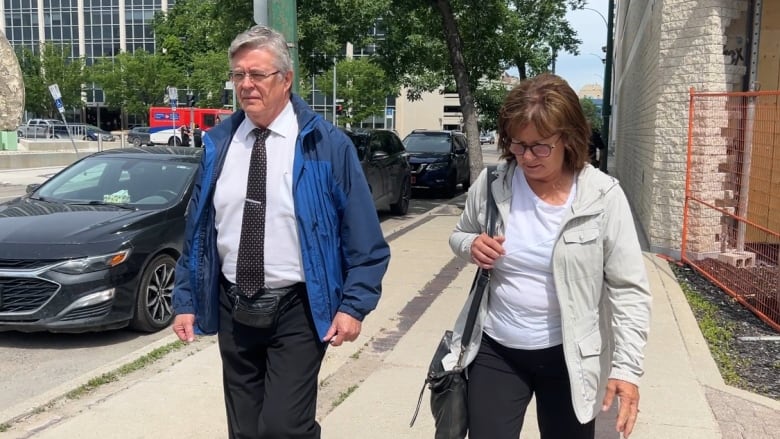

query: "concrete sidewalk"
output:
4 206 780 438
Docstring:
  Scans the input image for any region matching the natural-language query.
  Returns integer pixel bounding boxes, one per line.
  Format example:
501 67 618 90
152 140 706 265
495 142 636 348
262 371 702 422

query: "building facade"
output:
1 0 171 63
610 0 779 257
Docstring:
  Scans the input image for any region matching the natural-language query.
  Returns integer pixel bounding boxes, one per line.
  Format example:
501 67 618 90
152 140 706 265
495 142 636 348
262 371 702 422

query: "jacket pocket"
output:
561 228 602 278
563 228 599 245
575 327 604 402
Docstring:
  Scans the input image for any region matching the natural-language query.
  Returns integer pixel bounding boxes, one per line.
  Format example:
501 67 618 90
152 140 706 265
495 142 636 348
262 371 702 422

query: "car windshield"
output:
403 134 452 154
34 155 197 209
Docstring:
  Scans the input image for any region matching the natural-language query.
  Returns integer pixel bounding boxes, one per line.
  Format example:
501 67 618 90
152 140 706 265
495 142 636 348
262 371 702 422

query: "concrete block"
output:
717 251 756 268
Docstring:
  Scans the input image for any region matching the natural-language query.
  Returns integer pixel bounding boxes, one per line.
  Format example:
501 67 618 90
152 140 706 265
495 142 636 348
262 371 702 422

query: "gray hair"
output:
228 25 292 74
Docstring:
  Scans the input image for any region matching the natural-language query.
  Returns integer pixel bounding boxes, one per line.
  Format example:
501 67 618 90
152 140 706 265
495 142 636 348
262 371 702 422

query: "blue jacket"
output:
172 95 390 340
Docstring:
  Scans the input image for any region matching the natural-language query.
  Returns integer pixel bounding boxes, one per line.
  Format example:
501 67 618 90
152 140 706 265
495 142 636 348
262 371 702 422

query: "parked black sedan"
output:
0 147 202 333
343 128 411 215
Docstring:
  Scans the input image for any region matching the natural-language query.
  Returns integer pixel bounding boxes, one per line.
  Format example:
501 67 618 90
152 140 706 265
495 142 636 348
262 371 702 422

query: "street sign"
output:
48 84 62 100
48 84 65 114
167 86 178 110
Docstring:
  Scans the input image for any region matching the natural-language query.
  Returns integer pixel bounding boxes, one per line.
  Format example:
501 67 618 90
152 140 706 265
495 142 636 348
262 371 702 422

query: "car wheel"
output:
390 176 411 215
130 253 176 332
168 137 181 146
132 138 141 147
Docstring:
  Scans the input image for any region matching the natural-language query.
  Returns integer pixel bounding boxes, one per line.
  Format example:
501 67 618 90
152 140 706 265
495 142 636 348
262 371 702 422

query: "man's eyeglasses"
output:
507 140 555 158
228 70 280 84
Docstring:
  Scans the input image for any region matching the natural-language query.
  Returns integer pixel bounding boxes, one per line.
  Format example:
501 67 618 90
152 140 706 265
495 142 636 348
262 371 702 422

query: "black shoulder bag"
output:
410 166 498 439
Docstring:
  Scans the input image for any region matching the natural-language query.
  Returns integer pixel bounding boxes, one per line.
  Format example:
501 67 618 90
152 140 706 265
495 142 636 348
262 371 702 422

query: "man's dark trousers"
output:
218 283 327 439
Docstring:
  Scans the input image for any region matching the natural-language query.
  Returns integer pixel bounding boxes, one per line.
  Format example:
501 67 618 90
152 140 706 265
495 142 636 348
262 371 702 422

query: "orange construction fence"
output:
683 89 780 332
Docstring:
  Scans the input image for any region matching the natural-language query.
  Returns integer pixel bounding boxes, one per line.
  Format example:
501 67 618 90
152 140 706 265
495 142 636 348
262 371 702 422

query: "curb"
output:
655 254 780 411
0 332 183 427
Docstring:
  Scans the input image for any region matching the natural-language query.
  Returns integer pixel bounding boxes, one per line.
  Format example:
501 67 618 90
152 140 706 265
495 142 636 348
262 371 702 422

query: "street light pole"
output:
600 0 614 173
332 57 337 126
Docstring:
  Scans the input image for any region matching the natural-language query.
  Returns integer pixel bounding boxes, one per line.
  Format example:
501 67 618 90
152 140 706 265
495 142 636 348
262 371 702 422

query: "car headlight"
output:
52 250 131 274
426 162 448 171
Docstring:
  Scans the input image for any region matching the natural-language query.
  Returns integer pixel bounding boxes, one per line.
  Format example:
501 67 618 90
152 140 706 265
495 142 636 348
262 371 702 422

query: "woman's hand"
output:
602 378 640 438
470 233 506 269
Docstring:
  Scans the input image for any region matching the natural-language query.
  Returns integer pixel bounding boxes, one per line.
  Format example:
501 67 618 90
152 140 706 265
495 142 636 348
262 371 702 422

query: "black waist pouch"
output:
228 286 299 329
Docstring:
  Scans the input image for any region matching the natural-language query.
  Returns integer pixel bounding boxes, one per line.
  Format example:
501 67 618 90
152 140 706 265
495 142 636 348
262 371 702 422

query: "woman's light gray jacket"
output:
447 161 652 423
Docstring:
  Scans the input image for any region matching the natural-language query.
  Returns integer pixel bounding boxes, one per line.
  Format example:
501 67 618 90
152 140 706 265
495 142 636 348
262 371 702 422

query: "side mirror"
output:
26 183 41 194
372 150 389 160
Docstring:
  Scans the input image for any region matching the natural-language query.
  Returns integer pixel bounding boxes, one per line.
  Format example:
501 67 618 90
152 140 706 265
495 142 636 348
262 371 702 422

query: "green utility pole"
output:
600 0 614 173
264 0 299 95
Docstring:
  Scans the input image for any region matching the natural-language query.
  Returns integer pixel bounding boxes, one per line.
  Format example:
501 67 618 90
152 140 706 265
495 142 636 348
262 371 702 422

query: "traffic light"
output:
221 90 230 106
336 104 343 115
187 93 198 107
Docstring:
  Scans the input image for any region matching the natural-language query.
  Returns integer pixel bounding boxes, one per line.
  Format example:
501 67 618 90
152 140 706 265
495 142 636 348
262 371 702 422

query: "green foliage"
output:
298 0 392 75
152 0 235 71
190 50 231 108
315 58 396 127
580 97 601 131
506 0 585 79
678 279 746 386
88 50 183 120
474 82 510 132
16 43 86 118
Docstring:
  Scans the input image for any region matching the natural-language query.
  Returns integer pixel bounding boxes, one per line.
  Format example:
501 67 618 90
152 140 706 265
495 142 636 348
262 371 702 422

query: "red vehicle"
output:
148 107 232 145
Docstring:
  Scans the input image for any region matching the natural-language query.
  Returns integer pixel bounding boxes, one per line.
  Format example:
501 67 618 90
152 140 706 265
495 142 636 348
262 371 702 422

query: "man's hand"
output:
322 312 362 347
602 378 640 438
172 313 196 343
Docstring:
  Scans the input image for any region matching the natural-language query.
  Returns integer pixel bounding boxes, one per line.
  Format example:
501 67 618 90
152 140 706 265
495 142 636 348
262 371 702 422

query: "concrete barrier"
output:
0 141 124 169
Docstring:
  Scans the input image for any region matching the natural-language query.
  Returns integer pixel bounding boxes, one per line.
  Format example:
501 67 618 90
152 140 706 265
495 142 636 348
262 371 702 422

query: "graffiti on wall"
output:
723 35 747 67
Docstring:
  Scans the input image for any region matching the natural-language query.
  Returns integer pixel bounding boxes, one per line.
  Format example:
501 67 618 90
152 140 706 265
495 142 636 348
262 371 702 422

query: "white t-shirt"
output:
483 167 576 349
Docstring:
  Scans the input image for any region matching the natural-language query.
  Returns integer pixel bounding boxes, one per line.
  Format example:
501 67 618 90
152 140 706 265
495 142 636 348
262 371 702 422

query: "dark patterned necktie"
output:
236 128 271 298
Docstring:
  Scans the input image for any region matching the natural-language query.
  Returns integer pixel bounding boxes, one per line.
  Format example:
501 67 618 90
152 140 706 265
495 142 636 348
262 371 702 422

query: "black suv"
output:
343 128 411 215
402 130 470 196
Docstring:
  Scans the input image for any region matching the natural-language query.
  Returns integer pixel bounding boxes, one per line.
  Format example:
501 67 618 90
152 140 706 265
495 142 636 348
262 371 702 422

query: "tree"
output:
89 50 183 122
505 0 584 79
152 0 233 72
314 58 397 127
190 50 232 108
16 43 86 119
580 97 602 131
474 81 510 133
378 0 585 181
297 0 391 75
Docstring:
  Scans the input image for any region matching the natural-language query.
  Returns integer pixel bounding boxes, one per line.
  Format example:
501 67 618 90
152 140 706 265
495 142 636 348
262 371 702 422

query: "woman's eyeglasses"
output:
506 140 555 158
228 70 280 84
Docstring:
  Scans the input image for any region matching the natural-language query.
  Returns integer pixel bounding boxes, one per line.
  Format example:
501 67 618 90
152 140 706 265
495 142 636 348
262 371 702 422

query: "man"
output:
179 124 191 146
171 25 389 439
588 127 605 168
193 123 202 147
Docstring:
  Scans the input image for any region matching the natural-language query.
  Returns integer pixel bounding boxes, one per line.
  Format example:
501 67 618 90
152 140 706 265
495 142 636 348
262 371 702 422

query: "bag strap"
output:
456 165 498 367
408 165 499 428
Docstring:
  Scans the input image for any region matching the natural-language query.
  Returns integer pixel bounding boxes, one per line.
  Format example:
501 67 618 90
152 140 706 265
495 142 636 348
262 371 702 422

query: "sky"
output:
555 0 610 96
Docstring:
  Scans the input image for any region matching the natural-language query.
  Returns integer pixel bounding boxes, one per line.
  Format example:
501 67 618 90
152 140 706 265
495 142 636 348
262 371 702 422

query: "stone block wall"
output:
613 0 750 258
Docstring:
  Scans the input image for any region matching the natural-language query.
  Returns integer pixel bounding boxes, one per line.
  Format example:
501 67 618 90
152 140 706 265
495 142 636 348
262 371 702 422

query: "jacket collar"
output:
492 160 619 216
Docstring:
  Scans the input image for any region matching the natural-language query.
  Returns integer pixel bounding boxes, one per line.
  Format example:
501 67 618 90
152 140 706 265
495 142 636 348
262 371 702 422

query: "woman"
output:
448 73 651 439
